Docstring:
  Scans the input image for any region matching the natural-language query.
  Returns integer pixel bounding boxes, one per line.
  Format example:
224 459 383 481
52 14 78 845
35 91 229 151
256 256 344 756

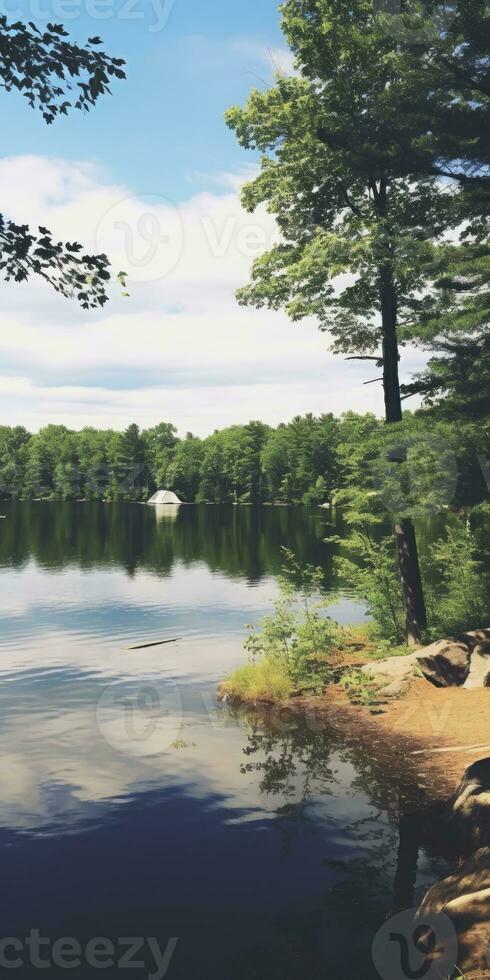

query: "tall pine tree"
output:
226 0 481 642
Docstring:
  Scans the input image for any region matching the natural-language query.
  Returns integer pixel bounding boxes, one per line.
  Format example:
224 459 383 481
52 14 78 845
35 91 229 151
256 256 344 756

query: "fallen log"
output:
127 637 182 651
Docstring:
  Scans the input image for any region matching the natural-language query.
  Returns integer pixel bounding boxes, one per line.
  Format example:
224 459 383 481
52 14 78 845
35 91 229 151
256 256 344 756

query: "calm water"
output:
0 503 452 979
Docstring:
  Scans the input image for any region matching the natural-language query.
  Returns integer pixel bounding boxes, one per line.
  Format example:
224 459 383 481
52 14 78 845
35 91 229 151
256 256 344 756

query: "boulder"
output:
451 757 490 852
417 847 490 977
416 760 490 976
464 644 490 689
461 628 490 649
361 628 490 694
361 652 422 697
416 639 471 688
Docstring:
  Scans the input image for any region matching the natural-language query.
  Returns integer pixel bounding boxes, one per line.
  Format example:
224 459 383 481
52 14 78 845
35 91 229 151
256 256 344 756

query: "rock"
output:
416 629 490 688
419 846 490 914
362 652 422 697
361 628 490 694
461 628 490 649
451 757 490 852
417 847 490 977
464 644 490 689
415 758 490 978
417 639 471 688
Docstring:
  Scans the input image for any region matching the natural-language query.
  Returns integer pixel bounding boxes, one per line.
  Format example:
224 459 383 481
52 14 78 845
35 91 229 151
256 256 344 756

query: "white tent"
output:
147 490 182 505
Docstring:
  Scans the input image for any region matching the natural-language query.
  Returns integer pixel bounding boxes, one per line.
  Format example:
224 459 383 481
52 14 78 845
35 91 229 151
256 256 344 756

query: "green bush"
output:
335 532 406 645
339 669 380 706
224 517 489 705
224 549 339 701
336 518 489 646
424 521 489 638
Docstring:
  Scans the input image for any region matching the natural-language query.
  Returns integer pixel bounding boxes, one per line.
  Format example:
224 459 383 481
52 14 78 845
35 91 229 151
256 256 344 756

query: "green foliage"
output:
0 409 487 512
303 475 328 507
370 417 459 520
54 462 81 501
114 423 148 501
0 426 30 498
227 0 490 641
144 423 178 489
197 425 257 503
339 669 380 707
225 0 473 364
337 517 490 645
424 520 490 637
0 17 125 123
226 549 339 701
405 331 490 432
0 17 125 307
402 245 490 434
336 533 406 645
334 412 468 522
221 660 293 703
261 414 339 504
0 414 345 504
166 434 204 503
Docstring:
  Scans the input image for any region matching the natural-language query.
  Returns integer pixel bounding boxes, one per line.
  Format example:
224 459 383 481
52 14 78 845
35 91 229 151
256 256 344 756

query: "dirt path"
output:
284 680 490 797
363 680 490 785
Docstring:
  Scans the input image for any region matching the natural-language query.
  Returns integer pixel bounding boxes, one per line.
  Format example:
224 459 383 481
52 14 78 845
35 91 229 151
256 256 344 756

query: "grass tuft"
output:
221 659 293 703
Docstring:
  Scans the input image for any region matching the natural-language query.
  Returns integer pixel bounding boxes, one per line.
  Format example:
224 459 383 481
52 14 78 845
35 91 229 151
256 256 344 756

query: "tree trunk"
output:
380 265 402 424
395 519 427 644
379 261 428 645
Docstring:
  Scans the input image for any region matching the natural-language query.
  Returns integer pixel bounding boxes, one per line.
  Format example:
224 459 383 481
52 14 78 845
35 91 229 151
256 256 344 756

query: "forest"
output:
0 398 488 509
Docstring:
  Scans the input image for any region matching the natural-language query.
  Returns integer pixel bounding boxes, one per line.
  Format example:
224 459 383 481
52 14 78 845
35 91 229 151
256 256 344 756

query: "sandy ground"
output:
284 679 490 798
360 679 490 787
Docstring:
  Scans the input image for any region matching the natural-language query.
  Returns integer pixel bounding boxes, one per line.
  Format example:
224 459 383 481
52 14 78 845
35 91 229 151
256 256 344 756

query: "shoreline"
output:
222 679 490 799
221 626 490 799
223 677 490 978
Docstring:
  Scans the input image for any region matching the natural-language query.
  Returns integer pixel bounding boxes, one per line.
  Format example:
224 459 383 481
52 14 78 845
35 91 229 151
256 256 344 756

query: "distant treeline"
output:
0 411 487 506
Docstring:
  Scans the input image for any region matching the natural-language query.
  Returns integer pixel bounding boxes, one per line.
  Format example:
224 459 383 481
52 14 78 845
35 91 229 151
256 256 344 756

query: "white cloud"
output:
0 154 424 434
229 40 298 77
179 35 297 82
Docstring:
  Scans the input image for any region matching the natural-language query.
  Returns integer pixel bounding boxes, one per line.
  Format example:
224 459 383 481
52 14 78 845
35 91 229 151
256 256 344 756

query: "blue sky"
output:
0 0 285 199
0 0 425 434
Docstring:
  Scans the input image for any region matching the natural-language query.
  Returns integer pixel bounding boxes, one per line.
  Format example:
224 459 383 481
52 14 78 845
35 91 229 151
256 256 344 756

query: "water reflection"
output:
0 501 336 580
153 504 181 522
0 503 466 979
0 695 455 980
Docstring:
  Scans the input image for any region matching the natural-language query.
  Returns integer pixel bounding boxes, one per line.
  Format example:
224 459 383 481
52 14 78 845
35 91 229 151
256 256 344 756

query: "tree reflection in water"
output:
231 705 488 979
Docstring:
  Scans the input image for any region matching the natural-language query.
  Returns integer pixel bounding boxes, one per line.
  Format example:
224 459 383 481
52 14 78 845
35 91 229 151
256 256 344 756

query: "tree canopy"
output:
0 410 485 508
0 17 125 307
226 0 490 641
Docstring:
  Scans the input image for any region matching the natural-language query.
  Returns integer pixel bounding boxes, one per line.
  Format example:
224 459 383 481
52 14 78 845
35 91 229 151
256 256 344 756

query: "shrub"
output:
335 532 406 645
424 521 489 638
336 519 489 646
339 669 380 706
224 549 339 701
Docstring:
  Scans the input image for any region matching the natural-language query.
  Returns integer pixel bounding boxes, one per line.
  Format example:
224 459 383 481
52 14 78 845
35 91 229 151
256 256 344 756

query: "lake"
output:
0 502 453 979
